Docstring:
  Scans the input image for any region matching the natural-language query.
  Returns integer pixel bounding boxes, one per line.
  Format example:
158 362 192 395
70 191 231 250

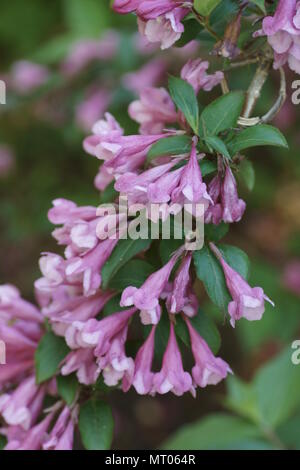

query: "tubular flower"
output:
210 243 274 327
254 0 300 74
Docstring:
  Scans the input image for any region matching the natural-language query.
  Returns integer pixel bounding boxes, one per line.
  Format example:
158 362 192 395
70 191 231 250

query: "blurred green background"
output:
0 0 299 450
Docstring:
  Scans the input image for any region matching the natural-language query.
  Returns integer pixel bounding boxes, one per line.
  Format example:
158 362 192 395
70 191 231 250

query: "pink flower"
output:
0 145 15 178
254 0 300 73
171 139 212 213
0 284 42 323
75 88 111 132
48 199 96 226
64 308 136 350
5 412 54 450
83 113 168 175
210 243 274 327
113 0 141 14
0 376 45 430
10 61 49 94
221 167 246 223
124 326 156 394
205 167 246 224
43 406 75 451
181 59 224 94
186 318 232 387
129 87 178 134
64 238 118 296
120 253 180 325
115 160 177 206
204 174 223 225
123 59 167 94
61 349 99 385
94 165 114 191
62 31 119 76
97 327 135 387
138 8 188 50
153 323 194 396
283 260 300 297
166 254 198 317
43 290 112 339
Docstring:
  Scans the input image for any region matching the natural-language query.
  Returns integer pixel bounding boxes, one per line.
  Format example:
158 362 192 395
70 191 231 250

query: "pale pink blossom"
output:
153 323 194 396
186 318 232 387
129 87 178 134
210 243 274 327
10 61 49 94
181 59 224 94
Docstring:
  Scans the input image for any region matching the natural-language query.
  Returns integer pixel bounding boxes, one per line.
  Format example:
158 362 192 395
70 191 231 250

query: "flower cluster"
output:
0 0 286 451
0 286 76 450
255 0 300 73
113 1 193 49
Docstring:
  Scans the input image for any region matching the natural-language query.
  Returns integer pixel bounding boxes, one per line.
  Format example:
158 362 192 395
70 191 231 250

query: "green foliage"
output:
250 0 266 14
79 398 114 450
0 435 7 450
175 309 221 354
168 76 199 134
63 0 111 37
205 135 231 159
101 238 152 289
35 332 70 384
194 0 222 17
109 259 154 291
228 125 288 155
147 135 192 163
199 92 244 137
163 414 261 450
238 159 256 191
57 374 78 406
193 244 249 310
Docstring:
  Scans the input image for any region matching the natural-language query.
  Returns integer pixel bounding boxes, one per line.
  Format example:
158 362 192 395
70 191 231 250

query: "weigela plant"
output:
0 0 293 450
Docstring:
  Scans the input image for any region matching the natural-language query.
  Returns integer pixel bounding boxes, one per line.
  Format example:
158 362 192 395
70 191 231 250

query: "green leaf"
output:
199 92 244 137
228 125 288 155
79 398 114 450
168 76 199 134
219 244 250 280
205 135 231 159
200 159 217 177
193 244 249 310
175 18 203 47
35 332 70 384
238 159 255 191
101 238 152 290
250 0 266 14
205 223 229 242
159 238 183 264
63 0 110 37
175 309 221 354
147 135 192 163
225 376 261 423
253 347 300 428
0 435 7 450
57 374 78 406
162 413 261 450
193 246 230 310
109 259 154 291
278 411 300 450
194 0 222 16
